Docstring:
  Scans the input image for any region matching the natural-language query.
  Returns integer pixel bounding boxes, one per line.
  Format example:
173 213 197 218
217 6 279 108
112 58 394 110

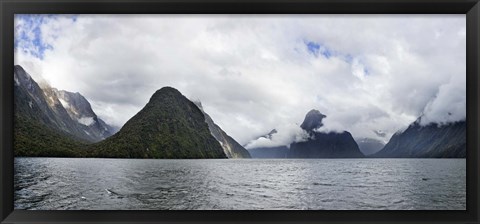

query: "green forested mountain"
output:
14 66 89 157
14 115 87 157
14 66 228 159
88 87 227 159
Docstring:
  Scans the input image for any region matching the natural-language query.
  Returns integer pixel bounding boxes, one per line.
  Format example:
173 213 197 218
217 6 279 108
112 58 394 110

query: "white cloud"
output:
14 15 466 145
245 123 308 149
420 74 466 125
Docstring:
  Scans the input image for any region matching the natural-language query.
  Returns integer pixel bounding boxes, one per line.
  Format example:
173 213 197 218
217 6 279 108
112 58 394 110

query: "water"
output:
14 158 466 210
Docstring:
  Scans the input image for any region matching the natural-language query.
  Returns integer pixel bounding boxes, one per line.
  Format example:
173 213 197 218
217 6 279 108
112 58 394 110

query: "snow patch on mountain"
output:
78 117 95 126
59 98 70 109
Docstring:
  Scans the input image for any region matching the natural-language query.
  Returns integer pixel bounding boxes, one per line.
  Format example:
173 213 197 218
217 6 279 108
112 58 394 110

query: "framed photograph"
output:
1 0 479 223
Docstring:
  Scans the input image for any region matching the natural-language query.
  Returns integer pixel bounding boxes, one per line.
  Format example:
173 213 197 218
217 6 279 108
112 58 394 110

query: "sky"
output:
14 14 466 148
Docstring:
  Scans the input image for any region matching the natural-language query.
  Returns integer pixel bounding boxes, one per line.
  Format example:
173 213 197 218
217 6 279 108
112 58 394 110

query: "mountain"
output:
356 138 385 156
374 118 466 158
14 65 85 139
89 87 227 159
300 110 327 131
14 115 87 157
14 65 88 156
194 102 250 158
247 129 289 158
258 129 278 140
53 89 116 140
248 146 289 158
288 110 364 158
14 65 115 143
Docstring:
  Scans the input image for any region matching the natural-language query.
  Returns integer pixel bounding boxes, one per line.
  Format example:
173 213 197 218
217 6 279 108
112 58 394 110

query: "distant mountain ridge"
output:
248 110 364 158
247 129 289 158
248 145 289 158
374 118 466 158
289 110 364 158
356 138 385 156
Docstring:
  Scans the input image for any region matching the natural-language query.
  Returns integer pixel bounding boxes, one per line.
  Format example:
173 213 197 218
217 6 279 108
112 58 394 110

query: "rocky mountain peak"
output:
300 109 326 132
264 129 278 139
14 65 116 143
55 90 96 119
14 65 36 91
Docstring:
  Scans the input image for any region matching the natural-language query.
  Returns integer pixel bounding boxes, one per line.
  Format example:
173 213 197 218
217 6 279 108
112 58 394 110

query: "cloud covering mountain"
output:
14 15 466 145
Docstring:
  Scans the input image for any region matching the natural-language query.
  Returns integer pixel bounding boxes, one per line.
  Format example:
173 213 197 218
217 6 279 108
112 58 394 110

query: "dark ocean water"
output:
14 158 465 210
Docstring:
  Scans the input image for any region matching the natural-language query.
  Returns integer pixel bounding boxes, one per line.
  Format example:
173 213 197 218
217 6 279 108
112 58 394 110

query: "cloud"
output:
14 15 466 145
244 123 308 149
420 74 466 125
15 15 77 59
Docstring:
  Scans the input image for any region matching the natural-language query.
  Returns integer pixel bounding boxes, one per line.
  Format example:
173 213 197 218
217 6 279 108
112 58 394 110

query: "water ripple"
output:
14 158 466 210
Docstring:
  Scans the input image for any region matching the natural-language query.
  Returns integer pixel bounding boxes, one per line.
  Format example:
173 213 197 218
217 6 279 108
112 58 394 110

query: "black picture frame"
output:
1 0 479 223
